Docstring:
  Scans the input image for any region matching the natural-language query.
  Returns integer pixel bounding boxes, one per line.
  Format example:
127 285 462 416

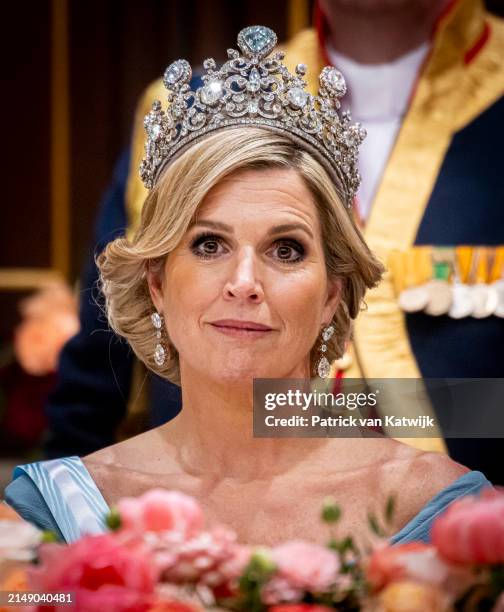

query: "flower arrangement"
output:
1 487 503 612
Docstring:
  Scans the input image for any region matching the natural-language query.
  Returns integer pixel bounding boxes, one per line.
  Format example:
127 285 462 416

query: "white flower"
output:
0 519 42 561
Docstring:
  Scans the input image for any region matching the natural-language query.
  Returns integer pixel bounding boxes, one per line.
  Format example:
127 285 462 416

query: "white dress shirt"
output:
326 42 430 221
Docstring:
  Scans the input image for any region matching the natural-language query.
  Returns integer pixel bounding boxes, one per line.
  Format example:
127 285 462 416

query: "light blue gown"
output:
3 457 491 544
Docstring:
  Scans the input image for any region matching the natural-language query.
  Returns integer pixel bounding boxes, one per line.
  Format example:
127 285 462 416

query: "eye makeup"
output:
189 230 307 265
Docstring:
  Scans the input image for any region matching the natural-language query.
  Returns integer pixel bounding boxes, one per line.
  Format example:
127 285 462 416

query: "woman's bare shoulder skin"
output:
81 426 180 504
377 441 469 528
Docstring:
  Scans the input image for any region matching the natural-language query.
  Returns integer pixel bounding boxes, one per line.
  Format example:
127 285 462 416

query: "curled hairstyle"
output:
97 127 384 386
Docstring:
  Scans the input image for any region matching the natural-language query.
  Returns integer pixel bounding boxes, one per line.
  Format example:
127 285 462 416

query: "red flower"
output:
28 534 158 611
431 488 504 565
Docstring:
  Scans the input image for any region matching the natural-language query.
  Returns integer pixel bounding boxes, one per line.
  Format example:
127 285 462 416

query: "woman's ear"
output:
146 261 165 313
322 277 343 324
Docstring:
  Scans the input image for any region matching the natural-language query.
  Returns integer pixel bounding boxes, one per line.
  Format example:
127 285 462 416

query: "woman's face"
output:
148 167 342 385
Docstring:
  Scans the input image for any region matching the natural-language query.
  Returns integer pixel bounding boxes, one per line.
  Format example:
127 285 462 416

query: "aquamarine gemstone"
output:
240 26 275 55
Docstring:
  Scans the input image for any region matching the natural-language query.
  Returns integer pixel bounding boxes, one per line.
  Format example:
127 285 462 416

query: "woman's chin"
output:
215 361 309 386
181 349 309 384
206 358 288 385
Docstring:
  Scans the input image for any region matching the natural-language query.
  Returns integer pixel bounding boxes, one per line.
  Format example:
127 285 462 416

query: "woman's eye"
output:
190 233 227 259
270 239 305 263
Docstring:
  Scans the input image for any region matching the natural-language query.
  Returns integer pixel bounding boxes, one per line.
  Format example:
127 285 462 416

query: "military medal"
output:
490 246 504 318
399 286 430 312
449 282 473 318
492 279 504 318
449 246 473 319
424 249 452 316
424 279 453 315
472 285 498 318
471 247 498 318
397 248 430 312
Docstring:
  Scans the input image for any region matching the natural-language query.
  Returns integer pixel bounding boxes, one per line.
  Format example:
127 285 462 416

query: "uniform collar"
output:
325 42 429 121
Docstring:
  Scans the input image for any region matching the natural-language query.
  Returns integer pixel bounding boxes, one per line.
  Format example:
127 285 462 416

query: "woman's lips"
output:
209 320 273 338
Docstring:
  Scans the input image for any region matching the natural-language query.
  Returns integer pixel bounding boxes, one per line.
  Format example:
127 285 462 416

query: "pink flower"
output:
431 488 504 565
117 490 204 539
261 541 340 605
154 525 245 596
28 533 158 611
270 541 340 592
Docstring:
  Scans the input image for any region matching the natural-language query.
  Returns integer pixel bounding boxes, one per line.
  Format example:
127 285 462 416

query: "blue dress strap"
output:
4 456 110 543
4 475 64 539
390 470 492 544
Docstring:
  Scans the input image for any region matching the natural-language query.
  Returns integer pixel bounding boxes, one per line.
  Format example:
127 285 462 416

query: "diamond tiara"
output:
139 25 366 209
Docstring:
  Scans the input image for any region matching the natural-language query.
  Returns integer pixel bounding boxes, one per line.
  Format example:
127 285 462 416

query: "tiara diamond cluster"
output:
140 25 366 208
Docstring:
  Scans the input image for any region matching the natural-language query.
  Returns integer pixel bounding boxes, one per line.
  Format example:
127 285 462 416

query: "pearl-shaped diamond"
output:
318 356 331 378
238 25 277 58
247 68 261 93
154 343 166 366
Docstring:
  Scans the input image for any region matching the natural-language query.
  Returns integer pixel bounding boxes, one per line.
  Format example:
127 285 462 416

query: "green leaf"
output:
385 495 396 524
322 497 341 524
339 536 355 554
105 507 122 531
246 547 277 576
41 530 59 543
367 512 384 537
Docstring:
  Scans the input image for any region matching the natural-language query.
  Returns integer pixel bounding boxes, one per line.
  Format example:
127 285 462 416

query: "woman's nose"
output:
223 246 264 302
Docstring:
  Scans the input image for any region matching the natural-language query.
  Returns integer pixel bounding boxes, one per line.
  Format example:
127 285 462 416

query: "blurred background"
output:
1 0 503 490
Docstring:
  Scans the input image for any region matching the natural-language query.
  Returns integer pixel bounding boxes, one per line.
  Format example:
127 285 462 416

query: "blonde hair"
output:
97 127 384 385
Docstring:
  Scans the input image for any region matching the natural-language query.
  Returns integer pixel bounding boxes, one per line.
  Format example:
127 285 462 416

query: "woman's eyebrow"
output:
190 220 313 239
267 223 314 239
190 220 233 232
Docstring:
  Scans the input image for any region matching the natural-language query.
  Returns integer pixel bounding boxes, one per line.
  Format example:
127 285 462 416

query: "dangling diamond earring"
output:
151 312 166 367
317 325 334 379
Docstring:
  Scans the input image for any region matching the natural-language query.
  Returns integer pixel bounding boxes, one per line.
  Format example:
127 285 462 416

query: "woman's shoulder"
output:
389 451 491 543
387 448 468 519
84 426 170 468
319 438 478 527
377 442 491 542
82 426 182 505
4 456 110 543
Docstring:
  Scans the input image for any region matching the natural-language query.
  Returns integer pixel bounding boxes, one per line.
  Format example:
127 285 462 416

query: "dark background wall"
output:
0 0 309 345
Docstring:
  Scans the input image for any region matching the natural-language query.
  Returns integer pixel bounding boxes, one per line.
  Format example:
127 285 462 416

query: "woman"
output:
5 26 490 545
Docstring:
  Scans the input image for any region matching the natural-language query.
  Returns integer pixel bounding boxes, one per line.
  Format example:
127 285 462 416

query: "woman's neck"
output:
161 365 332 482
